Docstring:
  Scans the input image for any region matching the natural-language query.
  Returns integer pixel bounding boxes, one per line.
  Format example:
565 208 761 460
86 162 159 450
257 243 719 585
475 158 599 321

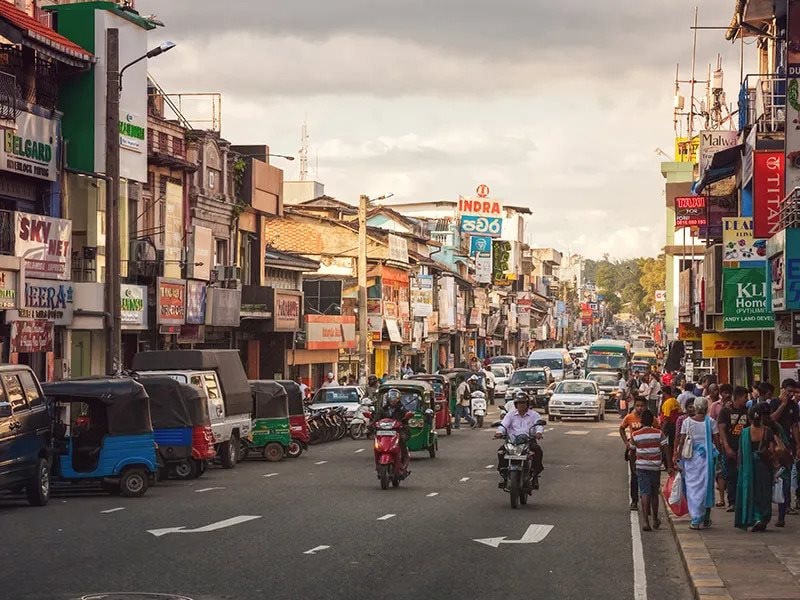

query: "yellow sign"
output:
675 136 700 163
678 323 702 341
701 331 761 358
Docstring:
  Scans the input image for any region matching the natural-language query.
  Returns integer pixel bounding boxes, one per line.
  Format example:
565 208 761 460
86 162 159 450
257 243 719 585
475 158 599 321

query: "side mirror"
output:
0 401 11 418
424 408 434 416
536 420 548 427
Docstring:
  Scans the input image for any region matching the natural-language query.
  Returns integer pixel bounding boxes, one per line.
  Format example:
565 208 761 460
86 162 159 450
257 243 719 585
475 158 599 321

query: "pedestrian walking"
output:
617 370 629 417
619 397 653 511
718 386 750 512
454 375 477 429
735 403 776 532
630 409 673 531
674 396 721 530
677 382 696 412
768 378 800 525
659 386 681 453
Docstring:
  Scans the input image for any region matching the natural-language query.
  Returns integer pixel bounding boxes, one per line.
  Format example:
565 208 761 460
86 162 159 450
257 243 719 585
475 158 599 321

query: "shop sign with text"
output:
702 331 761 358
0 270 16 309
722 217 766 264
157 278 186 325
675 196 706 229
699 130 738 174
411 275 433 317
7 279 73 325
121 284 147 330
753 152 784 238
0 112 57 181
186 280 207 325
305 315 357 350
14 212 71 280
10 320 52 353
722 266 773 329
272 289 302 331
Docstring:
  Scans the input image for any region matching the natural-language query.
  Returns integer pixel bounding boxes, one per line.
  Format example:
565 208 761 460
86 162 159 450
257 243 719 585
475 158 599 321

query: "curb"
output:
661 494 732 600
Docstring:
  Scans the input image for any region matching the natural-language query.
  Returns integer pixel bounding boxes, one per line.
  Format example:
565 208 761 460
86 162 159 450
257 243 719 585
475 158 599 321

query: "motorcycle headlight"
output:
408 417 424 428
504 443 524 455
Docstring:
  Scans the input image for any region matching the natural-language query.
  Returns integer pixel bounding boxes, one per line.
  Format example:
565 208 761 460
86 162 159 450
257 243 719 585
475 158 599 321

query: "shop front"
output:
156 278 186 349
302 314 357 384
238 287 301 379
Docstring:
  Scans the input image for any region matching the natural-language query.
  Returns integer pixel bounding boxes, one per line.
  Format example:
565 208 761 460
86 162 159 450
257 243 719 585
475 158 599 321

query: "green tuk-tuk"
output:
242 381 291 462
377 380 438 458
438 368 472 417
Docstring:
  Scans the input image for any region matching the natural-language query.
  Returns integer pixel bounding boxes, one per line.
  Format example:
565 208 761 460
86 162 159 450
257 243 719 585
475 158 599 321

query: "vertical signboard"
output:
787 1 800 200
753 152 784 238
15 212 72 281
410 275 433 317
163 182 183 279
157 278 186 325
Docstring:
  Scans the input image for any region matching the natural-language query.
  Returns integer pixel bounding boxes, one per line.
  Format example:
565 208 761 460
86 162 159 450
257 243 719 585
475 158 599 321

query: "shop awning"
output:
693 143 743 194
385 318 403 343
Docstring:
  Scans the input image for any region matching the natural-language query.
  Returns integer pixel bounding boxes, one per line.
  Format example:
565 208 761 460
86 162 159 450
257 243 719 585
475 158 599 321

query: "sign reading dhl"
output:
701 332 761 358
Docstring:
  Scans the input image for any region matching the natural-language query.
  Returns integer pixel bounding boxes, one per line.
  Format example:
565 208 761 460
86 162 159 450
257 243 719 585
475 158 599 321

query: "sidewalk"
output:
664 500 800 600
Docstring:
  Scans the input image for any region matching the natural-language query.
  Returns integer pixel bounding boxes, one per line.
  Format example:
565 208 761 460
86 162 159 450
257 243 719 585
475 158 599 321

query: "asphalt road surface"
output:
3 411 692 600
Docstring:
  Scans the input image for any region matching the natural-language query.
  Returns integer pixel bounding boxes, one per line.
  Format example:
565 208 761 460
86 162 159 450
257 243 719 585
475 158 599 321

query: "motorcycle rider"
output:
366 374 380 401
494 390 545 489
370 388 411 467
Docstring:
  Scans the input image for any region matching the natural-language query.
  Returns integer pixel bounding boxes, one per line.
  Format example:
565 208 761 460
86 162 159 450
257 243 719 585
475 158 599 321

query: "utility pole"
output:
105 28 121 375
358 194 369 383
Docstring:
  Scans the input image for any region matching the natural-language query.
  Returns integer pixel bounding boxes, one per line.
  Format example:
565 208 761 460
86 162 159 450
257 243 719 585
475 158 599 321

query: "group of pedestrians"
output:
620 372 800 533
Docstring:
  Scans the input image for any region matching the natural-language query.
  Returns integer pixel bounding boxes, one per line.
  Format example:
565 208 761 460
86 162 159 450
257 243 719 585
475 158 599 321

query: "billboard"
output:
722 217 766 263
722 266 773 330
698 130 738 175
753 152 784 238
675 196 706 229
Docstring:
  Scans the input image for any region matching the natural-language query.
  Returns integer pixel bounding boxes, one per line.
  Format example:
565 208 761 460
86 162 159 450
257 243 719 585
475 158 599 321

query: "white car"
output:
308 386 366 420
547 379 605 422
490 364 513 398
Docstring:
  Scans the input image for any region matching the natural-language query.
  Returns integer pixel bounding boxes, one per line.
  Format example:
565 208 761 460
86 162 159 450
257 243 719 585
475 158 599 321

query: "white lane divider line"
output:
263 473 279 478
354 448 364 453
630 503 648 599
303 545 331 555
315 460 328 465
546 428 555 432
608 432 619 437
195 487 225 493
101 507 125 514
426 492 439 497
564 431 589 436
377 513 396 521
460 477 470 483
485 464 494 469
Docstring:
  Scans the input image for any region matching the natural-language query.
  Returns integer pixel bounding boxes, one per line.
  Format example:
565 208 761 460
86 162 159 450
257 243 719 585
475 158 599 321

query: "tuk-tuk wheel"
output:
263 443 284 462
287 440 303 458
195 459 207 476
119 468 149 498
173 459 198 480
429 443 437 459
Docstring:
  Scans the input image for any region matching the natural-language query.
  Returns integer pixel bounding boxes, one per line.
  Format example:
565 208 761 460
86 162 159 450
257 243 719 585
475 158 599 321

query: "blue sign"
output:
469 235 493 256
460 215 503 237
785 229 800 310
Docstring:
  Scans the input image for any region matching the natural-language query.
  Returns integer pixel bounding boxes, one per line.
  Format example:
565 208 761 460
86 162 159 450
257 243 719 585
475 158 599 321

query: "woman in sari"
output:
736 403 776 531
675 396 721 529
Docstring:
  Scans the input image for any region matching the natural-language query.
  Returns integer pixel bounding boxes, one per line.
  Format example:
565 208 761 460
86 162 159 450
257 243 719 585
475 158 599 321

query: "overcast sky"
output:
138 0 747 259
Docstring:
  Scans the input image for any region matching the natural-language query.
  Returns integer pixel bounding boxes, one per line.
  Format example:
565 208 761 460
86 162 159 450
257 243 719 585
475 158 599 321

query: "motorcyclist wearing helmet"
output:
371 388 411 466
494 390 545 489
366 374 380 401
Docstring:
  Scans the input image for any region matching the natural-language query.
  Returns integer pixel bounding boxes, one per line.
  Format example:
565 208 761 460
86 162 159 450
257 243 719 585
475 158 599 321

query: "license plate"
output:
504 455 525 461
376 431 397 436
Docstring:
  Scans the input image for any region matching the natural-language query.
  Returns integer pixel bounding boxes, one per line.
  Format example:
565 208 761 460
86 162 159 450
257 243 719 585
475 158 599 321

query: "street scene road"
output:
4 410 690 600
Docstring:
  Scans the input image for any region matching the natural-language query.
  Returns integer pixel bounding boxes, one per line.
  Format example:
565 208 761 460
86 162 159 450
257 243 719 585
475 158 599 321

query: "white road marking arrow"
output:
147 515 261 537
426 492 439 497
473 524 554 548
303 545 331 555
315 460 328 465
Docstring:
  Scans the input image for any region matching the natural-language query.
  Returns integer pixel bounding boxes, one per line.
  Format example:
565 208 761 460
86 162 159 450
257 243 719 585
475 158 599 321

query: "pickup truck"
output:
132 350 252 468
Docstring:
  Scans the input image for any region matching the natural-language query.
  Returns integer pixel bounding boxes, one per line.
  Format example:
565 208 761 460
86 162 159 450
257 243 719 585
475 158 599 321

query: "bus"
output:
585 339 630 374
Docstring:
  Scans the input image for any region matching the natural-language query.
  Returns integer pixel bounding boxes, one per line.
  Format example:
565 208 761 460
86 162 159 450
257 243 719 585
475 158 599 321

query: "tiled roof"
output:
0 3 93 63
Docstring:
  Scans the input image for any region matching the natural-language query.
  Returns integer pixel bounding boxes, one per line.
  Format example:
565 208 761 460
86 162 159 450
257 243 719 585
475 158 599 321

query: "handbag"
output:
773 479 785 505
664 472 688 517
682 425 693 459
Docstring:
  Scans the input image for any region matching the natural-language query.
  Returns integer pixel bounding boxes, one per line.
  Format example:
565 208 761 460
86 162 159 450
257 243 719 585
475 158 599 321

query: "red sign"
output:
10 320 53 353
580 302 593 325
157 278 186 325
476 184 490 198
674 196 707 229
753 151 784 238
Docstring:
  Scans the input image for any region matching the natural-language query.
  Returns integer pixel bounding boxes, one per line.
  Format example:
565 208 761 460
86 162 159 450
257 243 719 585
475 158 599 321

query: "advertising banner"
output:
702 331 761 358
722 217 766 263
460 215 503 237
0 270 17 309
458 196 503 217
187 225 212 281
157 278 186 326
185 280 207 325
475 252 492 284
410 275 433 317
678 322 703 341
163 182 183 279
438 276 455 329
699 130 739 175
492 240 511 284
674 136 699 163
10 320 53 353
679 269 691 317
469 235 493 255
753 152 784 238
675 196 707 229
7 279 74 325
722 266 774 329
14 212 72 281
120 283 147 330
387 234 409 264
273 290 302 331
787 1 800 198
698 194 739 240
776 312 793 348
0 112 58 181
305 315 356 350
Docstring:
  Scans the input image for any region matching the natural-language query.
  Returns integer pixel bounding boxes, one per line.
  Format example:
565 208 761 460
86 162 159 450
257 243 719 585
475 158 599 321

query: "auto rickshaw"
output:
438 368 472 417
42 378 159 497
138 376 216 480
243 381 291 461
408 374 451 435
276 380 309 458
630 361 650 376
377 380 438 458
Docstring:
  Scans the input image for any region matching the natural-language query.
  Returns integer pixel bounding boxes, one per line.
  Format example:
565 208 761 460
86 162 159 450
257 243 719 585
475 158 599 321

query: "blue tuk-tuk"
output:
42 378 159 497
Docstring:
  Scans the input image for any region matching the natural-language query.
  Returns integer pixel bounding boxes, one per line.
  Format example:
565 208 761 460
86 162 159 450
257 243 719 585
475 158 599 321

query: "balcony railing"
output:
0 210 14 255
147 129 186 159
0 48 58 110
780 188 800 229
0 70 18 125
740 74 785 134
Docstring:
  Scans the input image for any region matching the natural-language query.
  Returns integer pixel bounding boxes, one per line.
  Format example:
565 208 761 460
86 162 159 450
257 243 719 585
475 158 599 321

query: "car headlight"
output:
584 401 598 407
549 400 562 406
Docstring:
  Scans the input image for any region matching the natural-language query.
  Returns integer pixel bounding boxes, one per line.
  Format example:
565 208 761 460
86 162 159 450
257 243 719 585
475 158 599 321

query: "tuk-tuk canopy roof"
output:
131 350 252 417
41 377 152 435
138 376 210 428
274 380 304 415
378 379 433 393
409 374 447 383
249 380 289 419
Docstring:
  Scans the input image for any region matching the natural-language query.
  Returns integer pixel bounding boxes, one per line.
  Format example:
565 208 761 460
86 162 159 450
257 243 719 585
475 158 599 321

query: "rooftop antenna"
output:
299 122 309 181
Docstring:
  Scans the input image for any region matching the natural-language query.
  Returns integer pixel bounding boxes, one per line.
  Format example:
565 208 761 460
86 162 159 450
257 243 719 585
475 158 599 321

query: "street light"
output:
119 41 176 92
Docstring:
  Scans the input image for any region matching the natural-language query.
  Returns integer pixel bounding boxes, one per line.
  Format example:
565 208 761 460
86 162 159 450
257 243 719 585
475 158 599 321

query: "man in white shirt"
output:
321 372 339 388
647 373 661 414
494 392 545 488
483 366 497 404
676 382 696 411
295 376 309 399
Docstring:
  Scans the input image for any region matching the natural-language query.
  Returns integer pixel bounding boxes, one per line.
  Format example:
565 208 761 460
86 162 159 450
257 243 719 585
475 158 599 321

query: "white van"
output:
527 348 577 381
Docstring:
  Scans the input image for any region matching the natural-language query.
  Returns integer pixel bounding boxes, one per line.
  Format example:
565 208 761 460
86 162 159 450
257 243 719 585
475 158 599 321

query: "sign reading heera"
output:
14 212 72 281
7 279 74 326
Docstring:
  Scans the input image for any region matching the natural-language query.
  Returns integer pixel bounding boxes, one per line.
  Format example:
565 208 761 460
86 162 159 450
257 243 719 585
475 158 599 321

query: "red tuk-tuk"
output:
277 380 309 458
409 374 451 435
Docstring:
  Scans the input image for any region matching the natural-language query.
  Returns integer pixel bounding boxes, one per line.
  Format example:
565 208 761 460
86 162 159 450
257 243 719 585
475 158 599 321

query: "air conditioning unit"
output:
222 265 241 282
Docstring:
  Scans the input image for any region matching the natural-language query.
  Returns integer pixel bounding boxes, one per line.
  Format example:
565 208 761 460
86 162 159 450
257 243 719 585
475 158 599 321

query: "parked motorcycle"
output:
471 390 487 428
499 421 546 509
349 399 374 440
373 413 413 489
